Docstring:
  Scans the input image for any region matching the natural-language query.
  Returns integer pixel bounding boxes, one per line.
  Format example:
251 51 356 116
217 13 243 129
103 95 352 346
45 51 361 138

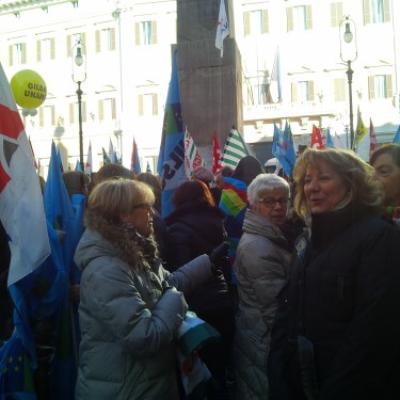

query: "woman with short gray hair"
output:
233 173 292 400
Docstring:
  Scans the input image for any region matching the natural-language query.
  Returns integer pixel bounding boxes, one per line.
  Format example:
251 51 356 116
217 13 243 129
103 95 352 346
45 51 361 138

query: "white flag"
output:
85 140 92 174
221 129 249 169
0 63 50 285
215 0 229 57
184 128 203 177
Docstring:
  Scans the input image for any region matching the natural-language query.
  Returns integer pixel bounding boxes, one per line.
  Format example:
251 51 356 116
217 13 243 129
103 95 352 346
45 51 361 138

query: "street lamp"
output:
71 39 87 170
339 16 357 149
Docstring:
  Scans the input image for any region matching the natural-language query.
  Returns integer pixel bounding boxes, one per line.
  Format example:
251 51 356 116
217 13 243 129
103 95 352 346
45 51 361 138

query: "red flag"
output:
212 131 222 174
0 63 50 285
310 125 325 149
369 118 377 158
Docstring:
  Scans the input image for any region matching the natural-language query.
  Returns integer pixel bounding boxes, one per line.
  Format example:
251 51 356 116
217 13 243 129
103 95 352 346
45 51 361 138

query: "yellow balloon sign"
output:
10 69 47 109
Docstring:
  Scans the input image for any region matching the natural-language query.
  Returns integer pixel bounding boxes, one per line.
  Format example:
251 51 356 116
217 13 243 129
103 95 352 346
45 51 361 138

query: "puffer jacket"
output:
74 228 212 400
234 209 291 400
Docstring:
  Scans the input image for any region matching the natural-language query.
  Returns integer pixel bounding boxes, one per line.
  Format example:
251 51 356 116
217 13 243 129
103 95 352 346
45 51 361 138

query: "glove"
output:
209 241 229 275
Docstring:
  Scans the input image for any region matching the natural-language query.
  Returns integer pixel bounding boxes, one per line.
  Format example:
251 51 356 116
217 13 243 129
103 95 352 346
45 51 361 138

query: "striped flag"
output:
212 131 222 174
221 129 249 169
184 128 202 177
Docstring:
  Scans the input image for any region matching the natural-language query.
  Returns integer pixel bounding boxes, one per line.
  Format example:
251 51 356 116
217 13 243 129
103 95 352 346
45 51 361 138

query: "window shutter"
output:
21 43 27 64
51 106 56 126
36 40 42 62
383 0 391 22
243 12 250 36
291 82 297 102
152 94 158 115
287 8 294 32
67 35 72 57
110 28 116 50
39 108 44 127
9 45 13 66
95 30 101 53
138 94 144 115
50 38 56 59
363 0 370 25
69 103 75 124
99 100 104 121
368 76 375 99
152 21 158 44
135 23 140 45
82 101 87 122
305 5 313 30
308 81 315 101
334 78 346 101
261 9 269 33
81 33 87 54
337 3 343 26
111 98 116 120
386 74 393 98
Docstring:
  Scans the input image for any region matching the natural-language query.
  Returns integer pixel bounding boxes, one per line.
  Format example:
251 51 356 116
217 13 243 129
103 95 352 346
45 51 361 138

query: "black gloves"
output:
209 242 229 275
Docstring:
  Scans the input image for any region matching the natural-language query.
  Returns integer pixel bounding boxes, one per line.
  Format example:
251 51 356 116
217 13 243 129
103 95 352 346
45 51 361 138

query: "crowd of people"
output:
1 143 400 400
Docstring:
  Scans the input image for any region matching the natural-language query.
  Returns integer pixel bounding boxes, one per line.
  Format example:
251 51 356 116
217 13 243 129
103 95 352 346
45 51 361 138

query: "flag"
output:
28 137 38 170
272 122 296 177
84 141 92 174
184 128 202 177
74 159 82 172
215 0 229 57
108 138 118 163
270 46 282 103
354 108 369 161
0 62 50 286
310 125 325 149
130 136 141 174
212 131 222 174
221 129 249 169
393 125 400 144
369 119 377 157
325 128 335 148
157 50 187 218
102 147 111 165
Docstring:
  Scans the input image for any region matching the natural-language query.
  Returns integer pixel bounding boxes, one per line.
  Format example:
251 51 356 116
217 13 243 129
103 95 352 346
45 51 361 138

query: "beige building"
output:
0 0 399 173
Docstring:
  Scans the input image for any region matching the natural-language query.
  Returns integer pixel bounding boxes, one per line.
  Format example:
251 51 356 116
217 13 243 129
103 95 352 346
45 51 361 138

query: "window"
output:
333 78 346 101
287 6 312 32
9 42 27 66
363 0 390 24
39 105 56 127
68 101 87 124
243 10 269 36
95 28 116 52
368 74 393 99
98 98 116 121
67 32 86 57
37 37 55 62
291 81 314 102
135 21 157 45
330 2 343 27
138 93 158 116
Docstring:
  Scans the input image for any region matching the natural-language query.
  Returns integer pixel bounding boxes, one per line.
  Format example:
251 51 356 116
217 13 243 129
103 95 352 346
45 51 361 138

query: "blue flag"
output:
393 125 400 143
157 50 187 217
272 122 296 177
325 128 335 148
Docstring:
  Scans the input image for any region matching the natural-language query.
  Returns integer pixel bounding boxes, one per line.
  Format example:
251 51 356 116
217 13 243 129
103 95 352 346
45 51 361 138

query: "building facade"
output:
0 0 399 173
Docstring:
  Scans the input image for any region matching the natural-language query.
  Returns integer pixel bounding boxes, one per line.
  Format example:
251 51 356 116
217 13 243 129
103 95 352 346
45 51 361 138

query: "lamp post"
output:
339 16 357 149
71 39 87 170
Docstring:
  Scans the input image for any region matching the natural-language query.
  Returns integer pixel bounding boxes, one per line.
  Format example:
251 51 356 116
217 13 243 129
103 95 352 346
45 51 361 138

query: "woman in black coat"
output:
165 179 234 398
268 148 400 400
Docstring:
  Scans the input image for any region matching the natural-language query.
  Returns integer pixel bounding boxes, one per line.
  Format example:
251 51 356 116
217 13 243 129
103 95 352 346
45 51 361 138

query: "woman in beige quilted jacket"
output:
234 174 292 400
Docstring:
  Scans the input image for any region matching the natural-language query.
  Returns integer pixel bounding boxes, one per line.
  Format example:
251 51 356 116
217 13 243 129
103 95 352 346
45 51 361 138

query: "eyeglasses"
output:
258 197 289 207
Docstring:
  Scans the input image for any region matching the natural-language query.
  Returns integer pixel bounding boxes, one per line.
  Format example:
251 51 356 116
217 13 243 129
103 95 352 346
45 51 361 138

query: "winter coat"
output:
74 228 212 400
268 204 400 400
234 209 292 400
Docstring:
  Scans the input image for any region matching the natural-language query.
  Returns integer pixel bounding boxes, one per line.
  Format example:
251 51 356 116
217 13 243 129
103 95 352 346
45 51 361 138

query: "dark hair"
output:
136 172 162 213
63 171 89 196
232 156 264 185
173 180 216 208
94 164 135 186
220 166 234 177
370 144 400 168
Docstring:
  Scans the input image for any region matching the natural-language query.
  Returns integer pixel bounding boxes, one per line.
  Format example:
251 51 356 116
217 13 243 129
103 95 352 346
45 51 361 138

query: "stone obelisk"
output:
176 0 242 164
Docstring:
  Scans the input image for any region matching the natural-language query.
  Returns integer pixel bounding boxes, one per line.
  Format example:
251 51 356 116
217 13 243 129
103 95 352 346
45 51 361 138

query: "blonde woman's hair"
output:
293 148 383 217
87 178 155 224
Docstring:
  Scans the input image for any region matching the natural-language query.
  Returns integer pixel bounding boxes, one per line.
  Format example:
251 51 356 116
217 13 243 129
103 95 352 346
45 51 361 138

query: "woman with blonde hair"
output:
268 148 400 400
74 178 216 399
